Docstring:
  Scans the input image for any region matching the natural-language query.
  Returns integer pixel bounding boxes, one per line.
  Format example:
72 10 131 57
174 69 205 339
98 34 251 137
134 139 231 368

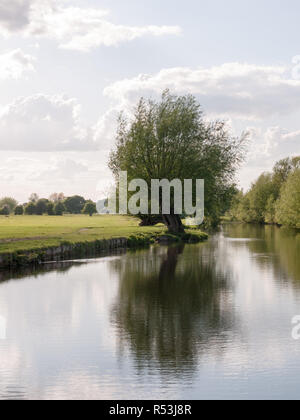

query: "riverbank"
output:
221 217 300 232
0 215 208 269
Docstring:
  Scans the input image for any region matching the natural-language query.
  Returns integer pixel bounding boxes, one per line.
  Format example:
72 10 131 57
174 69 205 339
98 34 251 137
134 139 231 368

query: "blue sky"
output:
0 0 299 201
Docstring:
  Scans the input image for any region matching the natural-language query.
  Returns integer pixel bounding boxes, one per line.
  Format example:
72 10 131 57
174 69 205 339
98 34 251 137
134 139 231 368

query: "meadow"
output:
0 215 165 254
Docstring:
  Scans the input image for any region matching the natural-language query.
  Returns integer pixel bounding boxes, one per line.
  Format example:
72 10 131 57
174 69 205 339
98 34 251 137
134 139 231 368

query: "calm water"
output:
0 224 300 400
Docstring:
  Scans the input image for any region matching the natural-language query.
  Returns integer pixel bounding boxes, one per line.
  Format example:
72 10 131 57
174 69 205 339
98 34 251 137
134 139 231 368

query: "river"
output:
0 224 300 400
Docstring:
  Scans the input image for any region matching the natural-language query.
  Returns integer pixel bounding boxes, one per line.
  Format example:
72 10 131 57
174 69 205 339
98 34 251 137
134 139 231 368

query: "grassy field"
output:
0 215 165 253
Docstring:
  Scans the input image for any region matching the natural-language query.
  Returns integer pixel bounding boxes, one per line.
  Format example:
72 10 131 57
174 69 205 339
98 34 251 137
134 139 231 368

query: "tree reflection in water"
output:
110 243 237 376
222 224 300 287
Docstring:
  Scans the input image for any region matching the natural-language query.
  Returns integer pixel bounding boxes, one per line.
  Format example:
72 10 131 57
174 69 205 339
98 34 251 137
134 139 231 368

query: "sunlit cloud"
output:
0 0 181 52
0 94 97 151
103 63 300 120
0 48 35 80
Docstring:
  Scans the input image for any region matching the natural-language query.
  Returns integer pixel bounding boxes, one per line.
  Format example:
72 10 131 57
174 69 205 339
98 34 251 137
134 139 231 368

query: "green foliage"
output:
273 157 300 191
54 201 65 216
0 197 18 213
82 201 97 216
230 156 300 228
14 205 24 215
275 169 300 228
265 195 276 224
109 90 246 231
0 205 10 215
127 233 155 247
35 199 49 215
182 231 208 243
25 202 37 215
247 173 277 223
64 195 86 214
47 202 55 216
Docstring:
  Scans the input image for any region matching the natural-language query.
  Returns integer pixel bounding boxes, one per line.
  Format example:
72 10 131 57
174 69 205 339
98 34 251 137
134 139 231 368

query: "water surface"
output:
0 224 300 400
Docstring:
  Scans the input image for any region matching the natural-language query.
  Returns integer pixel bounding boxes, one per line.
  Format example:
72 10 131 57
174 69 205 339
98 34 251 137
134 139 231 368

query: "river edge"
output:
0 230 208 270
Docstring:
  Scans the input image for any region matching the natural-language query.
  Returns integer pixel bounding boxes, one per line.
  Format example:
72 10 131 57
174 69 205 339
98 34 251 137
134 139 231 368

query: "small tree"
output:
14 205 24 215
25 202 37 215
0 197 18 213
82 201 97 217
36 199 49 215
47 202 55 216
54 201 65 216
246 173 277 224
64 195 86 214
0 205 10 216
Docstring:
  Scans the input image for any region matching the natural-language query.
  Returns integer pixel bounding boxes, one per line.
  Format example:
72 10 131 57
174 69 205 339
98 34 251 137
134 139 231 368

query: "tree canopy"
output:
25 202 37 215
229 156 300 228
35 199 49 215
109 91 247 232
64 195 86 214
276 169 300 228
54 201 65 216
0 197 18 214
14 205 24 215
82 201 97 216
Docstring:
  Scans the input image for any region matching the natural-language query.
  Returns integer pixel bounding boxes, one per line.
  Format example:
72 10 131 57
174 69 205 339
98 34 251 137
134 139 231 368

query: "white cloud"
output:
234 125 300 189
0 152 113 201
0 94 97 151
247 126 300 164
1 61 299 197
29 157 89 182
93 107 121 149
0 48 35 80
0 0 31 33
101 62 300 190
104 63 300 120
0 0 181 52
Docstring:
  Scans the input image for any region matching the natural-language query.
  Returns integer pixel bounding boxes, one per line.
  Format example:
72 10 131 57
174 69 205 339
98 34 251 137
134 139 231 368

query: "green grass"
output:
0 215 165 253
0 215 208 259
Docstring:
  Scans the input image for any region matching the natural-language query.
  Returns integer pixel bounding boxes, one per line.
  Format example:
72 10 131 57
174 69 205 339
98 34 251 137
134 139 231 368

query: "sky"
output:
0 0 300 203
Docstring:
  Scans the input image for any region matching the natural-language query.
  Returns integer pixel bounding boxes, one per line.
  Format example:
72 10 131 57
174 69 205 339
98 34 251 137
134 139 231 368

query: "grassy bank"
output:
0 215 208 268
0 215 164 253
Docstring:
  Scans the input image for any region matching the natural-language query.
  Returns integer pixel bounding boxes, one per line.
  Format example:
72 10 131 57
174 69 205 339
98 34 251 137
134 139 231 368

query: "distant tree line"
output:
228 156 300 229
0 193 98 217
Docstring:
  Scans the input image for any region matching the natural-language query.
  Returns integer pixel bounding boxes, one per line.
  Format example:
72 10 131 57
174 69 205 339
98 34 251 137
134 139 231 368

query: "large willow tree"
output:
109 91 246 233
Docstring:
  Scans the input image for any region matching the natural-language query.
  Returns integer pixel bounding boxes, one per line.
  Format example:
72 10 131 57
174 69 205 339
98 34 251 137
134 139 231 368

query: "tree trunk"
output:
158 244 185 280
162 214 185 234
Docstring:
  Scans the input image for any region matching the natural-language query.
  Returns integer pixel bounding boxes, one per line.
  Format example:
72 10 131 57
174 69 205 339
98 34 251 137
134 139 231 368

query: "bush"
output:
54 201 65 216
82 201 97 216
64 196 85 214
0 205 10 215
47 202 55 216
35 199 49 215
25 202 37 215
14 205 24 215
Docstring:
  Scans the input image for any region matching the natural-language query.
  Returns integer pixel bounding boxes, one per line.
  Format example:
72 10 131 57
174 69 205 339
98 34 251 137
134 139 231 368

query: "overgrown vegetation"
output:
227 156 300 229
